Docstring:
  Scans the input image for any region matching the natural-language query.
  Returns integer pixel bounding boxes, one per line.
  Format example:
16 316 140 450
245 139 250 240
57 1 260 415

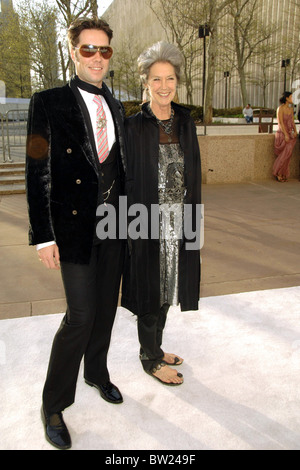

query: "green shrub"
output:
122 101 274 121
213 107 243 117
179 104 203 121
123 101 141 117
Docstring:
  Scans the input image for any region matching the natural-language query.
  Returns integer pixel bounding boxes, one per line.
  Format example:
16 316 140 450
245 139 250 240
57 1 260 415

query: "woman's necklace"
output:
148 104 175 143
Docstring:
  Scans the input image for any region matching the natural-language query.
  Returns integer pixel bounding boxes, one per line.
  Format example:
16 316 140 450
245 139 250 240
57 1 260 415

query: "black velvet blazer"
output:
26 80 126 264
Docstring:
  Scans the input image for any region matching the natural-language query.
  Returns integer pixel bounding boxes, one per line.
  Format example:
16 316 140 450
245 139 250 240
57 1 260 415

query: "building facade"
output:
104 0 300 110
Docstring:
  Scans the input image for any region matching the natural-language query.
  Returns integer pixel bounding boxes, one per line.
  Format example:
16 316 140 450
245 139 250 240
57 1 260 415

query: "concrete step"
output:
0 162 25 169
0 183 25 195
0 163 25 174
0 168 25 176
0 175 25 185
0 163 25 194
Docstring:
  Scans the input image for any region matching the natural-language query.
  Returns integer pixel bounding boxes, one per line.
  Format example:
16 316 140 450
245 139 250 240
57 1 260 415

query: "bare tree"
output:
148 0 202 105
55 0 100 81
0 2 31 97
184 0 236 123
227 0 277 106
146 0 238 121
249 43 281 107
289 41 300 86
112 37 142 100
55 0 95 23
19 0 60 91
282 1 300 90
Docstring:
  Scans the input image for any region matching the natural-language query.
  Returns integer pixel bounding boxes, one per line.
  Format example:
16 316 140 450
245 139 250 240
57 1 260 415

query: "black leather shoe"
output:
41 406 72 450
85 379 123 404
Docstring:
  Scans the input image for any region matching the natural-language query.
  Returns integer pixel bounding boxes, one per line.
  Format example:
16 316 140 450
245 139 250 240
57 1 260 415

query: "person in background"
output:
243 104 253 123
273 91 297 182
122 41 202 386
26 17 126 450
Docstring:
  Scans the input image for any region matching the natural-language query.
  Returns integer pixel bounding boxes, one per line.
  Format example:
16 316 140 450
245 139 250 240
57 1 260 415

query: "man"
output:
243 104 253 123
26 17 126 450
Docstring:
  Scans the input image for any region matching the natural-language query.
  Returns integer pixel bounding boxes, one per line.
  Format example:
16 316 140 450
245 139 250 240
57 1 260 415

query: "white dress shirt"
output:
78 87 116 152
36 86 115 251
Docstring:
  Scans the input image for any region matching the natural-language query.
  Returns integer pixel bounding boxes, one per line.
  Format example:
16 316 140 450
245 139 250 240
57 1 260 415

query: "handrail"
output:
1 108 28 163
0 113 6 162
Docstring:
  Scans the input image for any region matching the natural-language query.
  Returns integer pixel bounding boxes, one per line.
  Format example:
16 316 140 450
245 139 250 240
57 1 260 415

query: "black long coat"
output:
26 79 126 264
121 102 202 316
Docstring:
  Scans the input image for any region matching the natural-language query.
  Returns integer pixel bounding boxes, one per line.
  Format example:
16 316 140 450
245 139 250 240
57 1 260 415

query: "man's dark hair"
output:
68 16 113 47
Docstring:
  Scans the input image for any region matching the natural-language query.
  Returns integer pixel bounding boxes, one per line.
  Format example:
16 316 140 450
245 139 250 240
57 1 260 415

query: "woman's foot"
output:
162 353 184 366
276 175 286 182
151 363 183 385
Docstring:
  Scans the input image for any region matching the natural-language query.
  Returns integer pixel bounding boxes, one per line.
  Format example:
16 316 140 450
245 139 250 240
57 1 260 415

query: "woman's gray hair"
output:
137 41 183 84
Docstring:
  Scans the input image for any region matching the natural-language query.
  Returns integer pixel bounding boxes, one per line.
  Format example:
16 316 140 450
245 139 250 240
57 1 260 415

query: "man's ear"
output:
70 46 76 63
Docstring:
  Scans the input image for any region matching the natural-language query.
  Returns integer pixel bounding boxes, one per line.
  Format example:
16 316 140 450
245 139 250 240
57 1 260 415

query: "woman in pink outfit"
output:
273 92 297 182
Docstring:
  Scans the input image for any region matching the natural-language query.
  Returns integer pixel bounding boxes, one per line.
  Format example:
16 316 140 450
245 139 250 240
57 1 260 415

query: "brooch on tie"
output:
97 117 107 129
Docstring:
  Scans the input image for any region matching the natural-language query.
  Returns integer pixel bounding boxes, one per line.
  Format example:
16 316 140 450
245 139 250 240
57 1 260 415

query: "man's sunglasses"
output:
75 44 113 59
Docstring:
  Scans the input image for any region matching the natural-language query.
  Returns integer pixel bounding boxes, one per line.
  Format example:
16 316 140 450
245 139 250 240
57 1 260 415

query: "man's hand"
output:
38 244 60 270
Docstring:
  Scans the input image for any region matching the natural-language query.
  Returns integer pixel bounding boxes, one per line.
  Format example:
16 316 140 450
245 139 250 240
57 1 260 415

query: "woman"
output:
273 92 297 182
122 42 201 385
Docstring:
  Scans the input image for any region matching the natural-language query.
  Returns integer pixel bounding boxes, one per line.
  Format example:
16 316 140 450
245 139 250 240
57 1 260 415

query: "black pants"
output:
137 303 170 372
42 240 124 414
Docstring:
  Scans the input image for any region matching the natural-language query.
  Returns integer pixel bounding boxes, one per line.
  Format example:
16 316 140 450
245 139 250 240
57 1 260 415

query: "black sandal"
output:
146 362 184 386
162 356 183 366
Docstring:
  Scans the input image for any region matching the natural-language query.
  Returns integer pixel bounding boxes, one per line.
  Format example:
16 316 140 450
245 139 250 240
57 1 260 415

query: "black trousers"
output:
42 240 124 414
137 303 170 372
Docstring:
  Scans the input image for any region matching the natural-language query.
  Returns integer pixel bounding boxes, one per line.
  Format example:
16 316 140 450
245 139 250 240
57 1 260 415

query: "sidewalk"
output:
1 179 300 450
1 286 300 450
1 179 300 319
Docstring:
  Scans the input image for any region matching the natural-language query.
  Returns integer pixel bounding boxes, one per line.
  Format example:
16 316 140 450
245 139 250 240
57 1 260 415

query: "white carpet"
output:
1 287 300 451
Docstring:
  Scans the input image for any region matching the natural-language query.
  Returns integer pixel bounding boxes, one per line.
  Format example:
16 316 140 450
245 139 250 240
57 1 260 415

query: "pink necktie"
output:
93 95 109 163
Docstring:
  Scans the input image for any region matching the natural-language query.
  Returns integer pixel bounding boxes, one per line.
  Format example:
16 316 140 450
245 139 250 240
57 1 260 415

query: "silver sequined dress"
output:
158 142 185 306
